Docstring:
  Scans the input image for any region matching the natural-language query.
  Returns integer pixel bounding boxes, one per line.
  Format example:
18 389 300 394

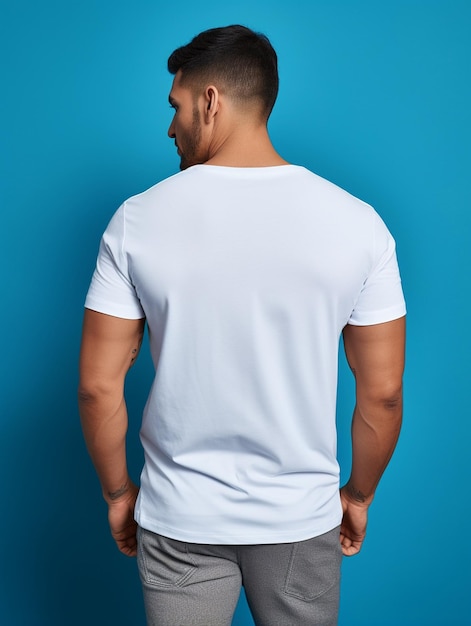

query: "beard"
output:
179 106 204 171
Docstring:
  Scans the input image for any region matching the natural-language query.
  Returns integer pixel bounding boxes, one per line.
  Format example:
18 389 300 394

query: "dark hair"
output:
167 25 279 119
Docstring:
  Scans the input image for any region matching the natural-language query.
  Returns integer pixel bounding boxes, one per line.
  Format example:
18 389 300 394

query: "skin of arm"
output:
340 316 405 556
78 309 145 556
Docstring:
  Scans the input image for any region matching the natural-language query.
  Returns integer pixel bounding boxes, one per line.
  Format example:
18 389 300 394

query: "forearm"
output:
346 394 402 504
79 389 131 503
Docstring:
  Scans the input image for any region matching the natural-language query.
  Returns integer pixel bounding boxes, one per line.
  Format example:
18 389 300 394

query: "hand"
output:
339 485 370 557
107 482 139 557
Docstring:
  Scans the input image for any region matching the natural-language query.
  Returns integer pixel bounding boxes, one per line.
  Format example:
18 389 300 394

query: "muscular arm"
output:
340 316 405 556
78 309 145 556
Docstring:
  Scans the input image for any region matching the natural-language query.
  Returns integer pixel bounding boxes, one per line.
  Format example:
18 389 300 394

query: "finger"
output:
117 539 137 557
342 543 361 557
340 531 365 558
343 538 363 556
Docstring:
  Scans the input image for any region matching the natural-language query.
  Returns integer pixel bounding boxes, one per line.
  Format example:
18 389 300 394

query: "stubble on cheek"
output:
179 106 203 170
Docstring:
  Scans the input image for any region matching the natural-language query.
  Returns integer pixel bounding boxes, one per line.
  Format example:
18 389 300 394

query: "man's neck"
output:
205 125 289 168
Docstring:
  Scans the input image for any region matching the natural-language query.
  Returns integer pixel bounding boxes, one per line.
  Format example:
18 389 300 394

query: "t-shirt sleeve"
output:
84 204 145 319
348 213 406 326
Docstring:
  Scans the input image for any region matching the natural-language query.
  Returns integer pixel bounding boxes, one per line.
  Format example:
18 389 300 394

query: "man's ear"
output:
204 85 219 122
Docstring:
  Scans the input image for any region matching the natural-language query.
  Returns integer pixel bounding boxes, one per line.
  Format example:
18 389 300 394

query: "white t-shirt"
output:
85 164 406 544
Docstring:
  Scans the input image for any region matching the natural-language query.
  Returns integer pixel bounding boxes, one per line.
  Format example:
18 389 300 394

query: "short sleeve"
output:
348 213 406 326
85 204 145 319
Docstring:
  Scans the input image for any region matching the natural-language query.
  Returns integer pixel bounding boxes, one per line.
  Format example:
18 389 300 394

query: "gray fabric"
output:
137 526 341 626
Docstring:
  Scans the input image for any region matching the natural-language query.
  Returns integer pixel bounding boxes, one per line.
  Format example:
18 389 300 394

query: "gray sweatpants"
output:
137 525 342 626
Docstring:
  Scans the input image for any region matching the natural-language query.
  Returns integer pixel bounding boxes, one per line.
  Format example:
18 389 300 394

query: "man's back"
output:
85 163 405 544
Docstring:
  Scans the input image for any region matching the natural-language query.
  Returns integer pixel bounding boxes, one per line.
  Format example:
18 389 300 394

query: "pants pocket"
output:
137 527 198 588
283 526 342 601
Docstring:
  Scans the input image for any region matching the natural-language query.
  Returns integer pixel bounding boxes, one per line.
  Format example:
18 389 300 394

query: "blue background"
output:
1 1 470 624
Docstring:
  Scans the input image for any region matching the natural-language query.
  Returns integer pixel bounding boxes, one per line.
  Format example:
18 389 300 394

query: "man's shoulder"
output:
289 166 377 225
125 169 191 204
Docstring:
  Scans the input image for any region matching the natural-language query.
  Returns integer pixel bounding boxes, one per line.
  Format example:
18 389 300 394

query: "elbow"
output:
359 382 403 414
355 385 403 437
77 384 104 409
78 385 98 406
382 391 403 412
380 381 403 411
78 379 123 407
78 383 125 425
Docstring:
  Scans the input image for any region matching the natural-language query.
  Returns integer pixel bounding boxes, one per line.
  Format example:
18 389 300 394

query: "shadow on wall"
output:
1 346 258 625
1 342 145 624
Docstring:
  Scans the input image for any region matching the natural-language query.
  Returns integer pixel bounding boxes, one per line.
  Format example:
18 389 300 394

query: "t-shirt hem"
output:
84 297 145 320
135 512 343 545
348 303 406 326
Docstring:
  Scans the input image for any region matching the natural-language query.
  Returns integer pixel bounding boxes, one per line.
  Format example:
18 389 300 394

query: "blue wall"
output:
1 1 470 624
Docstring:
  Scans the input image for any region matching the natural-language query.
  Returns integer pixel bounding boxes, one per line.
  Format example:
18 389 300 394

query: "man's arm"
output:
340 316 405 556
78 309 145 556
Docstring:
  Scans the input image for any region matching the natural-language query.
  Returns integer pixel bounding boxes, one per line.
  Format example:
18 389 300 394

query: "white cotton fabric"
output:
85 164 406 544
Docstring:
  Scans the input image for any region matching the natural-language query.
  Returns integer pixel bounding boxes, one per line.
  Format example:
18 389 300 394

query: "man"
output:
79 25 406 626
